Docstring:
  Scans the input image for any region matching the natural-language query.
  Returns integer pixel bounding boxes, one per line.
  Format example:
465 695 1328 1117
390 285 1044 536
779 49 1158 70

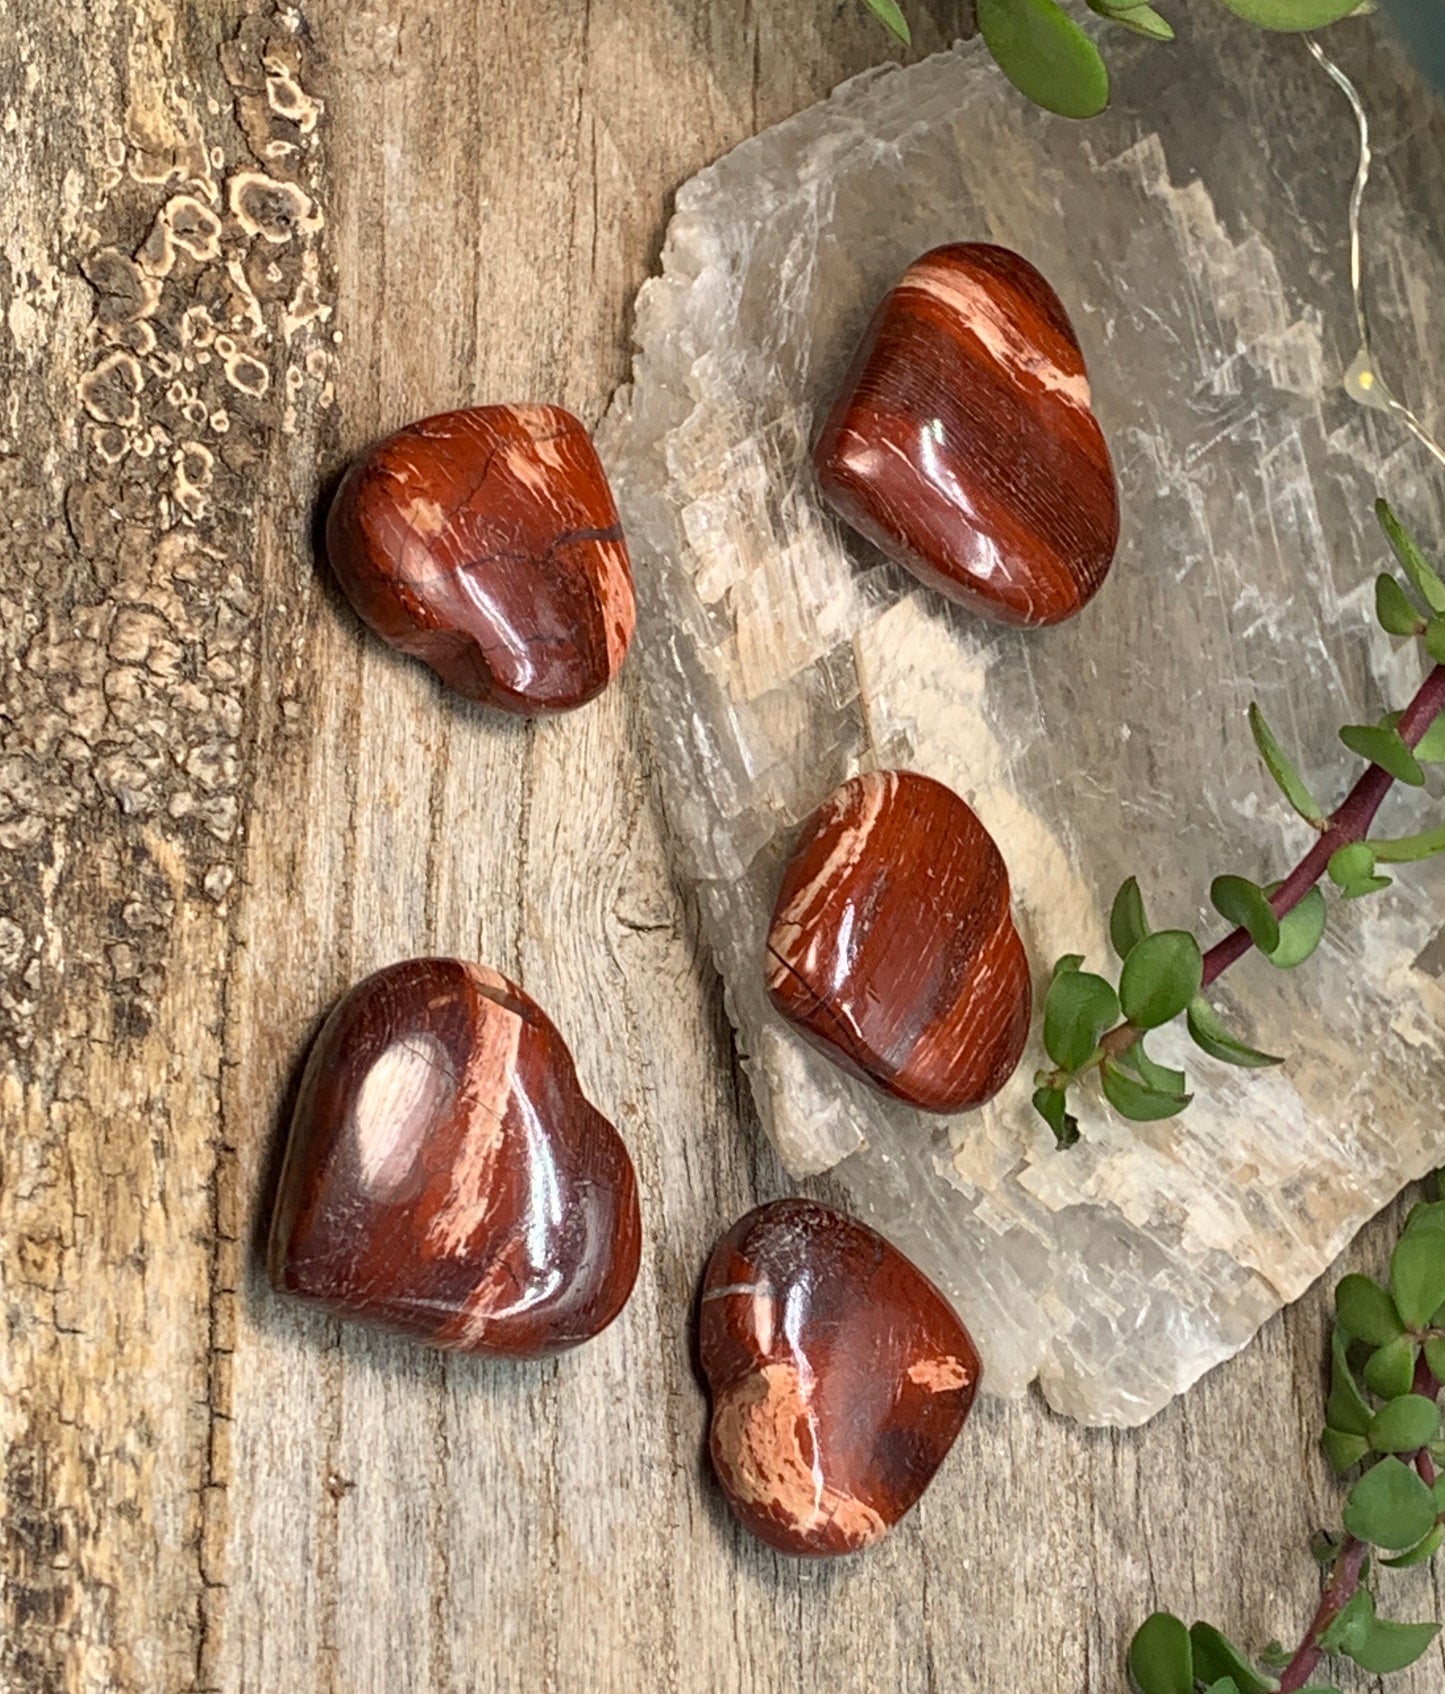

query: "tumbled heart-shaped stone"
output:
326 405 636 714
766 768 1030 1113
700 1198 981 1557
268 957 641 1356
814 242 1119 626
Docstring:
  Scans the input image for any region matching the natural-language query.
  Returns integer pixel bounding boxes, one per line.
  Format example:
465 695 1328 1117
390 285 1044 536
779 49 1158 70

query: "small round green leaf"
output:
1336 1274 1405 1345
1378 498 1445 614
1364 1335 1418 1400
1376 572 1424 637
1216 0 1367 27
1210 875 1280 954
1424 1337 1445 1382
1043 967 1120 1072
1322 1427 1369 1476
1089 0 1176 35
1339 722 1426 786
1110 876 1150 961
1382 1523 1445 1568
1112 3 1174 37
976 0 1111 120
1343 1455 1438 1550
1329 843 1375 887
1101 1058 1191 1122
1414 710 1445 762
1390 1230 1445 1330
1119 931 1203 1029
1247 703 1326 825
1328 842 1392 899
1118 1039 1186 1096
1189 1622 1279 1692
1053 953 1086 978
1185 995 1282 1068
1265 887 1326 968
1347 1615 1442 1674
1328 1329 1374 1436
1424 618 1445 665
1128 1612 1193 1694
1408 1200 1445 1237
1319 1587 1375 1654
1368 1393 1442 1453
1032 1085 1079 1149
1367 823 1445 864
861 0 912 42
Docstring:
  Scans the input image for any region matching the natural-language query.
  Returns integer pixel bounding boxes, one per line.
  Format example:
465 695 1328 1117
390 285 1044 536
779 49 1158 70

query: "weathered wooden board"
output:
1 1 1441 1689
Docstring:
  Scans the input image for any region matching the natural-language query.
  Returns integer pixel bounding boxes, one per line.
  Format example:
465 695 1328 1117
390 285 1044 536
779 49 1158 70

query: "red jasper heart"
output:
766 768 1031 1113
326 405 636 714
268 957 641 1356
814 242 1119 627
700 1199 981 1558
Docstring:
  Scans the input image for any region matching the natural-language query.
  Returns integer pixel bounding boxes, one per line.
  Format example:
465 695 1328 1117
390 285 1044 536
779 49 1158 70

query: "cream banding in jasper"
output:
767 771 897 987
711 1362 887 1550
701 1280 779 1353
902 261 1092 411
350 1030 457 1197
503 444 556 497
424 992 524 1259
907 1355 972 1393
590 539 636 672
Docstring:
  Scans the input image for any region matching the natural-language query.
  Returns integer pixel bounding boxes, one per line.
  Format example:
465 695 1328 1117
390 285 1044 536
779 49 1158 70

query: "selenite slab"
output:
598 17 1445 1425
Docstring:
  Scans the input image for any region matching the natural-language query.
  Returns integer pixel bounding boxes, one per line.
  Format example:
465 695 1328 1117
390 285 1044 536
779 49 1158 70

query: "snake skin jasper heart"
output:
700 1199 981 1557
814 242 1119 626
269 957 641 1356
766 769 1031 1113
326 405 636 714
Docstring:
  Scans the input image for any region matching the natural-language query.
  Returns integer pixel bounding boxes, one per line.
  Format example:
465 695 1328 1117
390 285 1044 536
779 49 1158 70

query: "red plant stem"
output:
1201 662 1445 989
1088 662 1445 1073
1277 1536 1370 1692
1277 1354 1443 1690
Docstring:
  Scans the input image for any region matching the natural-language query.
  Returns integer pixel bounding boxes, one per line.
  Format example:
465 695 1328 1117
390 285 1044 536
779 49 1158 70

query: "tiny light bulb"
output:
1344 345 1394 413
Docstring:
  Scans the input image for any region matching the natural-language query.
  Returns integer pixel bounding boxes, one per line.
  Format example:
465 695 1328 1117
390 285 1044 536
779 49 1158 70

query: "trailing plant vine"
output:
1032 499 1445 1150
1127 1186 1445 1691
860 0 1370 119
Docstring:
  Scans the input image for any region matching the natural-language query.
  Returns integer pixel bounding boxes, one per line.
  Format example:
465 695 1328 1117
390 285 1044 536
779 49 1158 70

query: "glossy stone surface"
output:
766 769 1030 1113
269 957 641 1355
700 1199 980 1557
814 242 1119 627
600 31 1445 1426
326 405 635 714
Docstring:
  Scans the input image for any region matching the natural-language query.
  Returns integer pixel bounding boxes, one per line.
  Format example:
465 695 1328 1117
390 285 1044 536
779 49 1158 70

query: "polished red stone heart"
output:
268 957 641 1356
700 1198 981 1557
326 405 636 714
814 242 1119 627
766 768 1030 1113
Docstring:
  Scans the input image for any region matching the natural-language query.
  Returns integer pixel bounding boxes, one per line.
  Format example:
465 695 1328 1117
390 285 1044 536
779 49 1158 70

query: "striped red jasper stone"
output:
326 404 635 714
269 957 641 1356
766 769 1031 1113
700 1199 981 1557
814 242 1119 627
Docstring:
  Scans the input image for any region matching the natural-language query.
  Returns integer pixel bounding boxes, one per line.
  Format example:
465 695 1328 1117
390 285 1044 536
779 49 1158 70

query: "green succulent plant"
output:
861 0 1370 119
1128 1187 1445 1690
1032 500 1445 1150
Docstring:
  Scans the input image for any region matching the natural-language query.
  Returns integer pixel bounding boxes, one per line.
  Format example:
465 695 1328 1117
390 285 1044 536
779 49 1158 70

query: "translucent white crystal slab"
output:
598 22 1445 1425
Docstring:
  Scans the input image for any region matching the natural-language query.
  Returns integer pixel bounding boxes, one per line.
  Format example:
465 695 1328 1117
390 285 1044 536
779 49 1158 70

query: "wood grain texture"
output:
1 1 1441 1690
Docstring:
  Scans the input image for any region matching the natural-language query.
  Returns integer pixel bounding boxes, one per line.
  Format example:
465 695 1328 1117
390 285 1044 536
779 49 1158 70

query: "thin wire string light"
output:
1307 35 1445 469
